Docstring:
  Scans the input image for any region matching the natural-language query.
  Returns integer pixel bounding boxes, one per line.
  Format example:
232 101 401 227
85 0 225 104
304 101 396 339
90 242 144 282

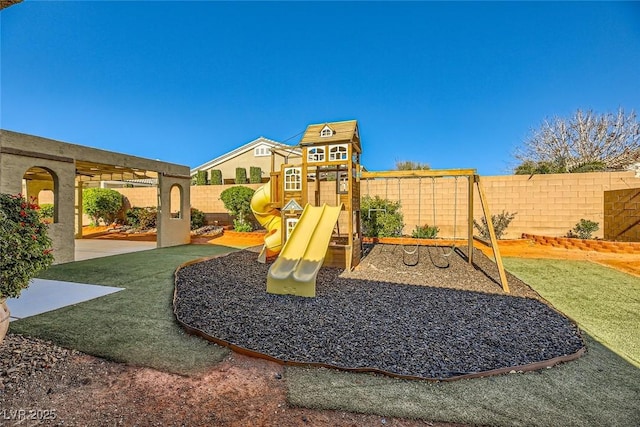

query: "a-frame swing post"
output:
467 174 474 264
475 175 510 293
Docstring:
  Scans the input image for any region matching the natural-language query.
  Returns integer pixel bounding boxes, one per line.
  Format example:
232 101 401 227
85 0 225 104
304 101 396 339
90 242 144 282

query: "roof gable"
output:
300 120 360 151
190 136 294 174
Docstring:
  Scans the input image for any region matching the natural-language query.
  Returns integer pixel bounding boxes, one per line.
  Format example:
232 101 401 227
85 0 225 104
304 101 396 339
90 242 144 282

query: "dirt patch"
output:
475 239 640 277
1 335 455 426
81 226 265 246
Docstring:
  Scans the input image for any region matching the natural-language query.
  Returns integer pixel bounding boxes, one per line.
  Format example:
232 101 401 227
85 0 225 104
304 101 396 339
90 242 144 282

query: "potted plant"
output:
0 193 54 343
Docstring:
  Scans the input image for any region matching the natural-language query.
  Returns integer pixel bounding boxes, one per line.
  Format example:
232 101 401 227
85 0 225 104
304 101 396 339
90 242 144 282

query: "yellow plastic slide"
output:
267 203 342 297
250 183 282 262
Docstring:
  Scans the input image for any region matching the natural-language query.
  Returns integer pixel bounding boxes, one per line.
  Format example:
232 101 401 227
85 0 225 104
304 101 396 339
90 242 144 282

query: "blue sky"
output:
2 1 639 176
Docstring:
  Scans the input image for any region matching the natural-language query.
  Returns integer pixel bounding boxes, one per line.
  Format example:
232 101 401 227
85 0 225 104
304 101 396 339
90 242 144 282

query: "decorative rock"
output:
174 245 584 380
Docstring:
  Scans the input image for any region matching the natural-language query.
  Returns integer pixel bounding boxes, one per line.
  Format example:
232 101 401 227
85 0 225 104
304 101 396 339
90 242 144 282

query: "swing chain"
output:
441 176 459 257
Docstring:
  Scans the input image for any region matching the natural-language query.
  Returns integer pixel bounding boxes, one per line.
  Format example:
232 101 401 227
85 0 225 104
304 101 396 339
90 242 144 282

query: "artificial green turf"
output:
287 334 640 427
286 259 640 426
503 258 640 367
10 244 236 375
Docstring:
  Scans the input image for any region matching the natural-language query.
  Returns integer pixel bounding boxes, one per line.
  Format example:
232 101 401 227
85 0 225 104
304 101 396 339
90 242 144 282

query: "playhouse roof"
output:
300 120 361 152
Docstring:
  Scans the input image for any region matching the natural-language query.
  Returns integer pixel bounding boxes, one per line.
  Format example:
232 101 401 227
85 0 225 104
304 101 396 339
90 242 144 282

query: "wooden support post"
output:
475 175 510 293
467 175 474 264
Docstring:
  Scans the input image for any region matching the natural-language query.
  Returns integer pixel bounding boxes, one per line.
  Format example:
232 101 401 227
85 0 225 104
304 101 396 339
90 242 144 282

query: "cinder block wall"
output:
112 171 640 240
475 172 639 239
116 184 265 226
117 187 156 209
604 188 640 242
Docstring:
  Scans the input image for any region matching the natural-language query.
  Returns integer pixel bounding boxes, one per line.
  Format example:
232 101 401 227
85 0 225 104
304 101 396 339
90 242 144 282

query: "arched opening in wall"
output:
170 184 183 219
38 190 55 223
23 167 58 223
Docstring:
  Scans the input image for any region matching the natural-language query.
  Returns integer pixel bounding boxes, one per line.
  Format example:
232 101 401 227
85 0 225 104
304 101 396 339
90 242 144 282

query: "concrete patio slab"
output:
6 239 153 321
74 238 157 261
7 279 123 321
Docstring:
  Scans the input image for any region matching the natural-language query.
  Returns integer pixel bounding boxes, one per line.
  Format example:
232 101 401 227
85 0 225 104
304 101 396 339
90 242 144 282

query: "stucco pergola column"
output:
74 181 84 238
157 172 191 248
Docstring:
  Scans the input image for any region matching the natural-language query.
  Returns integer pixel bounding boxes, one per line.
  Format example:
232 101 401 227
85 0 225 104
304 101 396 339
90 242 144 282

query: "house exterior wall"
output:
200 150 291 183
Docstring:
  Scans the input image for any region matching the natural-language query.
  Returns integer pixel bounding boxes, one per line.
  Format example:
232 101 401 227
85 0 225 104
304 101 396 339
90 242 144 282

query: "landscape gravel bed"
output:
174 245 584 379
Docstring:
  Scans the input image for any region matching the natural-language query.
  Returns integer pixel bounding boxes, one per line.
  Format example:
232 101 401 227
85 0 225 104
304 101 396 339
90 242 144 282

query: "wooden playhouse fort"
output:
251 119 508 297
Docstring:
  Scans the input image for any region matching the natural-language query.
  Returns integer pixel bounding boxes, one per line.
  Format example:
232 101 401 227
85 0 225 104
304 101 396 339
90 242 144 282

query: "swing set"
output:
360 168 510 293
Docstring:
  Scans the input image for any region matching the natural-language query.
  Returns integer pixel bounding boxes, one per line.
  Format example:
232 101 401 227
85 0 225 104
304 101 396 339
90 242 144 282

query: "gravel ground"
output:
174 244 584 380
0 334 82 393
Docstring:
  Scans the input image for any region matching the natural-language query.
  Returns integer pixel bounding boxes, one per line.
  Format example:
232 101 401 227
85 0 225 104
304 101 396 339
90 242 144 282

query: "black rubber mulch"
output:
174 245 584 380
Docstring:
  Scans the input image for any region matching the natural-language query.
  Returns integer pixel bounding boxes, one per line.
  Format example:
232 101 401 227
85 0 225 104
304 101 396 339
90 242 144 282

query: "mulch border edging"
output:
172 251 586 382
522 234 640 254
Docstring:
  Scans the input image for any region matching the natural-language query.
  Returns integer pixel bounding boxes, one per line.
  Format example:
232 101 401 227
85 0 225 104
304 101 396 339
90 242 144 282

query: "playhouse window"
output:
337 170 349 194
286 218 299 239
307 147 325 162
254 146 271 157
329 144 348 161
320 125 333 137
284 167 302 191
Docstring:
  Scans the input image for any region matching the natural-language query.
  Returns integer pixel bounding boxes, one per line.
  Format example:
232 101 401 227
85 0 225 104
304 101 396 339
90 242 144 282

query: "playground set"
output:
250 119 508 297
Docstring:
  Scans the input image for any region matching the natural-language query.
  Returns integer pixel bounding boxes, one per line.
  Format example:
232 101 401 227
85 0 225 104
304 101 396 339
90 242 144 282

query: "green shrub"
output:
190 208 206 230
473 210 517 240
232 219 253 232
210 170 222 185
412 224 439 239
235 168 247 184
220 186 255 230
125 207 157 230
249 166 262 184
82 188 123 225
0 194 54 298
39 203 55 221
194 170 208 185
361 195 404 237
568 219 599 239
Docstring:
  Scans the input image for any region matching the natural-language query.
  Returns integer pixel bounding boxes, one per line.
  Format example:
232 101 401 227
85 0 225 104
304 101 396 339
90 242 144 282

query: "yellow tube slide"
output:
250 183 282 262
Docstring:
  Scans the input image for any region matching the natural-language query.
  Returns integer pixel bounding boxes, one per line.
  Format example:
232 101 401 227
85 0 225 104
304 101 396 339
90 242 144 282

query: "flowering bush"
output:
0 194 54 299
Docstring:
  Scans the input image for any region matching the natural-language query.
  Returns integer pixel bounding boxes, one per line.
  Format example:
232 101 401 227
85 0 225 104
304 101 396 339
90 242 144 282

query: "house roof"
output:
190 136 296 175
300 120 360 151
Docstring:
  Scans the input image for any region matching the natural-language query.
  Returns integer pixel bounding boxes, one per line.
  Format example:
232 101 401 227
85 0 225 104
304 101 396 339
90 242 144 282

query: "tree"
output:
514 108 640 174
360 196 404 237
220 186 255 231
194 170 208 185
82 188 123 225
395 160 430 170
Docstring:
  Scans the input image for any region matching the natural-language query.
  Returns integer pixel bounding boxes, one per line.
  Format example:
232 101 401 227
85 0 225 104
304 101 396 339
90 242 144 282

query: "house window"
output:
320 125 334 137
329 144 348 161
307 146 325 162
286 218 299 239
254 146 271 157
284 167 302 192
